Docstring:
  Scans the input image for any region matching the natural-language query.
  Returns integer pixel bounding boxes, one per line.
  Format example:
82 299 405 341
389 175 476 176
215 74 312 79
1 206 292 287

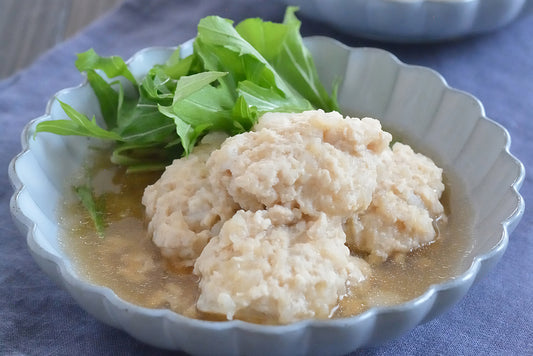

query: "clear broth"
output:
59 150 474 323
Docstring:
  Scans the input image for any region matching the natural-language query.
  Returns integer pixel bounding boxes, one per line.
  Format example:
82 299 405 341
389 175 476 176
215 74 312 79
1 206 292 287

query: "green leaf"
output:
111 141 179 172
115 81 140 130
172 71 228 104
74 185 106 238
76 48 137 85
237 80 311 114
140 67 175 105
139 53 207 106
156 71 236 154
238 6 338 111
116 103 177 143
158 104 214 155
85 69 119 129
195 15 311 110
234 17 288 60
231 95 258 131
175 118 211 156
35 100 122 141
170 84 235 129
162 50 197 79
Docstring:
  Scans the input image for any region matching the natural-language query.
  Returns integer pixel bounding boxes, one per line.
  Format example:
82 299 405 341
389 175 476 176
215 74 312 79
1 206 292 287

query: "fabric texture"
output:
1 0 532 355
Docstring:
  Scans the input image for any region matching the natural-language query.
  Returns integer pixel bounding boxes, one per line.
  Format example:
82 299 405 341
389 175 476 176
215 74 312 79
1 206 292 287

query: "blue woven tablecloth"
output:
1 1 531 354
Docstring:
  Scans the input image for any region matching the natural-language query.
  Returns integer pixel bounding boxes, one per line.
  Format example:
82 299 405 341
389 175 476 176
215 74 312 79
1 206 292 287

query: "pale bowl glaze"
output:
278 0 528 42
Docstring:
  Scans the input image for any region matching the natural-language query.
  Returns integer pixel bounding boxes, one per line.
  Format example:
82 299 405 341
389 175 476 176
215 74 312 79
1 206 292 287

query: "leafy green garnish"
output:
74 185 106 238
35 100 122 140
35 7 338 172
75 48 136 84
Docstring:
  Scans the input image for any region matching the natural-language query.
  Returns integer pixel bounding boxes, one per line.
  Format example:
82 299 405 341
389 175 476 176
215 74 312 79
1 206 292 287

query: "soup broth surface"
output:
59 149 474 323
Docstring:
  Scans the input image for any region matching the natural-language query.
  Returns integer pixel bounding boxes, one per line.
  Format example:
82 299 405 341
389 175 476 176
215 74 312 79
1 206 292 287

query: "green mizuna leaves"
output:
36 7 338 172
75 48 136 84
35 100 122 140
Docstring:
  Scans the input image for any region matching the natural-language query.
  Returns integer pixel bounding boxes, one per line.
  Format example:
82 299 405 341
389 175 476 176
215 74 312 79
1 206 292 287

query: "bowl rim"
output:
8 35 526 339
281 0 528 43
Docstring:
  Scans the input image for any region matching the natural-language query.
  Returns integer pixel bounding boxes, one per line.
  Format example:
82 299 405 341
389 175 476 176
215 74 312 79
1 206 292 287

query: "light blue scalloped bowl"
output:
9 37 525 355
279 0 528 42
